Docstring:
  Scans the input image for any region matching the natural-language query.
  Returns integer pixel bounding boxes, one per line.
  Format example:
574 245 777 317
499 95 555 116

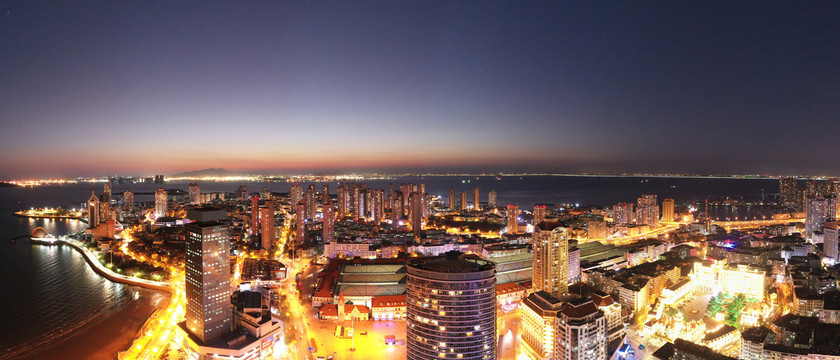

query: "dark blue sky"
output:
1 1 839 178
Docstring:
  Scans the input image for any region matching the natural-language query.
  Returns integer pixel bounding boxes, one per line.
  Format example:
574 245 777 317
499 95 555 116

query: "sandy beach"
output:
21 287 170 360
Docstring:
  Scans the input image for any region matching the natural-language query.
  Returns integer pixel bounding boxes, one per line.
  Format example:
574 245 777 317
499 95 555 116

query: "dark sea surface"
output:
0 175 780 357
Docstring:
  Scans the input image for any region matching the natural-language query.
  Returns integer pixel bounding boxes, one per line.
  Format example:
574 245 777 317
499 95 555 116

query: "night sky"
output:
2 1 839 178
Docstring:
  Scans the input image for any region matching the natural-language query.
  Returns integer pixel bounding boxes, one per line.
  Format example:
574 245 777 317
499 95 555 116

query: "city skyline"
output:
2 2 840 178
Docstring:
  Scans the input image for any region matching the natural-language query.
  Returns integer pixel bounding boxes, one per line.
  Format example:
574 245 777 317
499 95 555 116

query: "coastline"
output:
24 239 173 360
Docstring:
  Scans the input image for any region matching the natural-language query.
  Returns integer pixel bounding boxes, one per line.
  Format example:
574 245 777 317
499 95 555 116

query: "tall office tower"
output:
636 194 659 227
807 196 829 241
337 184 347 218
449 187 456 210
406 252 496 360
290 183 302 209
323 200 335 244
460 191 468 211
520 291 565 360
410 192 423 236
613 203 633 226
780 177 799 208
472 187 480 210
824 222 839 263
662 198 675 222
154 188 168 218
534 205 547 225
553 298 607 360
260 206 275 250
87 191 100 228
373 189 384 225
586 218 607 239
507 205 520 234
488 190 497 208
188 183 200 205
321 184 329 204
419 183 426 196
305 186 316 220
103 181 112 204
533 223 569 297
154 174 165 184
295 202 305 242
250 196 260 236
237 185 248 201
184 208 231 343
123 190 134 208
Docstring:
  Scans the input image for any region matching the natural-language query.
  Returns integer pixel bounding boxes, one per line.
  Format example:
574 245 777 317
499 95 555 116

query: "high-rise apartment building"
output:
250 196 260 236
123 190 134 208
553 298 607 360
373 189 384 225
806 196 829 241
460 191 468 211
260 205 274 250
184 208 231 343
410 192 423 236
103 181 112 204
321 184 329 204
586 218 607 239
188 183 200 205
488 190 497 208
507 205 519 234
323 200 335 244
406 252 496 360
295 202 305 242
534 205 547 225
305 185 317 220
825 221 839 263
614 203 633 226
662 198 675 222
780 177 799 209
473 187 480 210
154 188 167 218
290 183 302 209
533 223 569 297
449 187 456 210
636 194 659 227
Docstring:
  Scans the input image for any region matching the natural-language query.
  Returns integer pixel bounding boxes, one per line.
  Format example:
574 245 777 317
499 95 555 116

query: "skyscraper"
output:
534 205 547 225
533 223 569 297
824 221 838 263
250 196 260 237
295 202 305 243
290 183 302 208
323 200 335 244
154 188 167 218
449 187 456 210
260 205 274 250
184 208 231 343
507 205 519 234
305 185 317 220
406 252 496 360
337 184 347 218
410 192 423 236
373 189 384 225
103 181 112 204
807 196 829 241
472 187 480 210
636 194 659 227
662 198 675 222
352 184 362 220
460 191 468 211
553 298 607 360
87 191 99 228
780 177 799 209
188 183 200 205
488 190 497 208
321 184 330 204
613 203 633 226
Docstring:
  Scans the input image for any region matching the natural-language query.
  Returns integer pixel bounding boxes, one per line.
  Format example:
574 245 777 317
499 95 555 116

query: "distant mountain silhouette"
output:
0 182 17 187
174 168 235 177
